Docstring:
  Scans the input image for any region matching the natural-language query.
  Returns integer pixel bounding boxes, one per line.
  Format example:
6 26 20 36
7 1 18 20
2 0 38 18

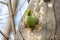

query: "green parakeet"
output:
25 9 35 28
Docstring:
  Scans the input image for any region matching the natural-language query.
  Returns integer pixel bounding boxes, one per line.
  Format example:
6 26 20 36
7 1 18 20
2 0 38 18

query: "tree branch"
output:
0 30 8 40
53 0 57 40
0 1 8 6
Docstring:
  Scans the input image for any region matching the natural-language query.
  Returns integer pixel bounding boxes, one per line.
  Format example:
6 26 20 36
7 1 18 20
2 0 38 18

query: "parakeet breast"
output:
25 16 35 27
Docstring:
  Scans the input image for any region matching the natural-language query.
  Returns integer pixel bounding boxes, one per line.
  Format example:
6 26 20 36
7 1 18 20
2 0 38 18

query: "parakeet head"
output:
26 9 32 16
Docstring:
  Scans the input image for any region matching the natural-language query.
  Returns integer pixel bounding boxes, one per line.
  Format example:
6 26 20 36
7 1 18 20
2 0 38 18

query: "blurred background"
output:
0 0 60 40
0 0 28 40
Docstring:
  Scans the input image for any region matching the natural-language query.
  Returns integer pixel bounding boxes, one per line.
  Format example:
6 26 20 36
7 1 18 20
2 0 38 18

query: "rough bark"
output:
17 0 56 40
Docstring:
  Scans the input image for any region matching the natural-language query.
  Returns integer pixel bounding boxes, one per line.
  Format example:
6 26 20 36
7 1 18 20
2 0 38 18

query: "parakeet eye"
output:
28 11 30 16
44 0 51 2
28 10 31 16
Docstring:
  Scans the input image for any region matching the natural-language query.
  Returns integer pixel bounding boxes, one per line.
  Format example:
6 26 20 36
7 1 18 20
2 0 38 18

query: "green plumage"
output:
25 9 35 28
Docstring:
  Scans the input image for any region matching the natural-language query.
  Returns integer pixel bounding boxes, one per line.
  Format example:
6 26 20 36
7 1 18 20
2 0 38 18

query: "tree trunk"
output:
17 0 55 40
11 0 18 15
2 0 18 40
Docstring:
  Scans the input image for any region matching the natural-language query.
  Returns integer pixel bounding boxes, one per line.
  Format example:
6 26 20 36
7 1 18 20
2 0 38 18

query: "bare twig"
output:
8 0 16 35
19 30 25 40
0 1 8 6
0 30 15 40
53 0 57 40
0 30 8 40
10 0 16 34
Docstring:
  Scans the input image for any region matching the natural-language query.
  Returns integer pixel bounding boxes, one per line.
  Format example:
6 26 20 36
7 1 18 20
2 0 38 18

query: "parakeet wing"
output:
25 16 35 27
